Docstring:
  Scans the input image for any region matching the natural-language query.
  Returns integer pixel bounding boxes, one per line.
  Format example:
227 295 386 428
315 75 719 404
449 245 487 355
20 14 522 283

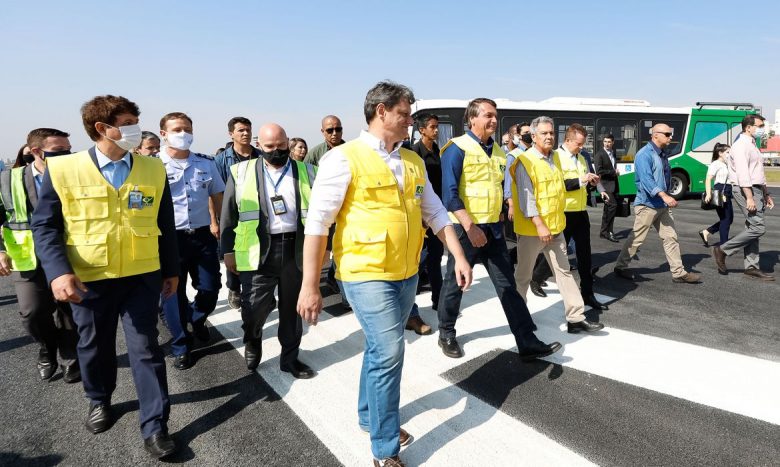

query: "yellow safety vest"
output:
47 151 166 282
511 150 566 236
555 149 588 212
333 140 426 282
0 167 37 271
229 159 316 271
441 135 505 224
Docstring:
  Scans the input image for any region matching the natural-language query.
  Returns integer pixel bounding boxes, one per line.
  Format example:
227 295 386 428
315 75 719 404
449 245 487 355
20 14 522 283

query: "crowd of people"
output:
0 81 774 466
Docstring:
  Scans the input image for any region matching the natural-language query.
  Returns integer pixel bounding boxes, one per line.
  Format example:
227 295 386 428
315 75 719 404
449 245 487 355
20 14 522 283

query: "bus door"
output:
596 118 640 196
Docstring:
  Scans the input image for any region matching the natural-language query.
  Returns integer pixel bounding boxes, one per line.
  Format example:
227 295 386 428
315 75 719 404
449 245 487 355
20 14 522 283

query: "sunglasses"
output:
654 132 673 138
324 127 343 134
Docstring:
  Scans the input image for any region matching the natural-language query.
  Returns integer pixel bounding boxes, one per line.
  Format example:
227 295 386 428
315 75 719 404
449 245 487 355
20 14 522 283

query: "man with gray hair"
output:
297 81 473 467
438 98 562 360
511 117 604 333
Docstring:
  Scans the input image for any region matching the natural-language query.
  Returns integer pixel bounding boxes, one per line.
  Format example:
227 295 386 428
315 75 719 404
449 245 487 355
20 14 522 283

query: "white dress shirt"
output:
262 159 298 234
304 130 451 236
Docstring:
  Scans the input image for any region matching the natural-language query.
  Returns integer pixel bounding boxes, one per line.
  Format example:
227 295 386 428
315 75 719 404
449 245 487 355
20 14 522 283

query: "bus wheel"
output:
669 171 688 200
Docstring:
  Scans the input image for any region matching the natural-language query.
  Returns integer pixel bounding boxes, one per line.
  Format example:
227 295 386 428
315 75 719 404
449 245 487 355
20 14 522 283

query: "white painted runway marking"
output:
190 262 779 466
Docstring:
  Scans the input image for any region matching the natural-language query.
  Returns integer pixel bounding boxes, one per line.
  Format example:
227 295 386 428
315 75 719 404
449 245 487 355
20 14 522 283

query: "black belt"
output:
178 226 210 235
270 231 296 240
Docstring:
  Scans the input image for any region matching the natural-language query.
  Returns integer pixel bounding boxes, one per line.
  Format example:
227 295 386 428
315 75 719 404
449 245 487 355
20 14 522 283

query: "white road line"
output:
192 262 779 466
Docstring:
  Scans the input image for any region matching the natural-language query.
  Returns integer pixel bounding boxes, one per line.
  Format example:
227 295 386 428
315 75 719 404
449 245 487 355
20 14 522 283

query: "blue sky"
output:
2 0 779 159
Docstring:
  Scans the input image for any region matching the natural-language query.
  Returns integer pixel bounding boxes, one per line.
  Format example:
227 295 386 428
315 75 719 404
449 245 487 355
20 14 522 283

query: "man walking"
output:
594 133 621 242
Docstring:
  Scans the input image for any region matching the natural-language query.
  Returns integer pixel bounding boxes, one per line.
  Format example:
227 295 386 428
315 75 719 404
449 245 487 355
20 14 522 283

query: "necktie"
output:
105 160 129 189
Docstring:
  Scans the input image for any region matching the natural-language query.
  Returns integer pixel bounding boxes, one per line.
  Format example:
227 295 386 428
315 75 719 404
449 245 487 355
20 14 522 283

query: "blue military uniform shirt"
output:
160 151 226 230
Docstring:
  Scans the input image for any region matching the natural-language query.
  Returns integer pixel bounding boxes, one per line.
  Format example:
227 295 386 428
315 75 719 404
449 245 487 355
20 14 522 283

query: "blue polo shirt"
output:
161 151 225 230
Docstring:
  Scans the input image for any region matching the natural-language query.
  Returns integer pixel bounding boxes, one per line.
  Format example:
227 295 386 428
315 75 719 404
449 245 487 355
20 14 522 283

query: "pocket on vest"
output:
61 186 109 220
464 187 490 213
66 233 108 268
347 230 387 273
356 174 399 208
130 226 161 260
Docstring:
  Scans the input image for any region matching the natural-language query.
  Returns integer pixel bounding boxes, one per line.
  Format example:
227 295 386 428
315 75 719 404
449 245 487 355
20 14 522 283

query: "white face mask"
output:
166 131 194 151
105 124 142 151
512 135 521 146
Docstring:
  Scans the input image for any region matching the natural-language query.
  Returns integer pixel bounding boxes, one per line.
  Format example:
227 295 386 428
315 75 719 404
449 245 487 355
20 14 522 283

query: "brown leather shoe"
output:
743 267 775 281
399 428 413 446
373 456 405 467
405 316 432 335
712 246 727 274
672 272 701 284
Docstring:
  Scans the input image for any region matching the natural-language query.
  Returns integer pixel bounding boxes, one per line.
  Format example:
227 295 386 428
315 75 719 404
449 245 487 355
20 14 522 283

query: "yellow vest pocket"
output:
66 233 109 268
347 230 387 273
130 226 161 260
61 186 109 220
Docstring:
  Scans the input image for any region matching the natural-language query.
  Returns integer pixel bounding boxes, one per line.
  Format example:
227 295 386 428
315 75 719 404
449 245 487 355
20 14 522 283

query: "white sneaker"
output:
698 229 710 246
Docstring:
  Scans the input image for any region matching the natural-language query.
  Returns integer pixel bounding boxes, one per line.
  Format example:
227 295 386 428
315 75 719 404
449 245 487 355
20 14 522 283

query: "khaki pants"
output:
515 234 585 323
615 205 685 278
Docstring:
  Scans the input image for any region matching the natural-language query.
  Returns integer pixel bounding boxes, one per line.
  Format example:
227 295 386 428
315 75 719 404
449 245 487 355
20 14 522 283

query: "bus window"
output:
639 119 686 156
597 119 638 162
438 122 453 148
729 122 742 144
556 118 596 154
690 121 728 152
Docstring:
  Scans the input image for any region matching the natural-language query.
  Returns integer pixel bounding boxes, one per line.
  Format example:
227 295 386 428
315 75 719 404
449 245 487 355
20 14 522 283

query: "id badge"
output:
270 195 287 215
128 190 144 210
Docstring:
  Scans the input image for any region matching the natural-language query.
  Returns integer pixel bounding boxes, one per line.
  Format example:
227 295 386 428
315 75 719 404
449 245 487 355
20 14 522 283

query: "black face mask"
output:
22 153 35 164
43 150 71 158
521 133 533 146
261 148 290 167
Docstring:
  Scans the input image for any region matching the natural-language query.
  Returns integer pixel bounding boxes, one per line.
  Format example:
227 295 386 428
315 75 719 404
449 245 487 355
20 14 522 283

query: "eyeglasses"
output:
324 127 343 134
654 132 673 138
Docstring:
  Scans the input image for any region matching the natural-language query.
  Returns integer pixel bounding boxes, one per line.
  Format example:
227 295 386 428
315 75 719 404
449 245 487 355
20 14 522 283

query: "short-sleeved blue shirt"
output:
160 151 226 230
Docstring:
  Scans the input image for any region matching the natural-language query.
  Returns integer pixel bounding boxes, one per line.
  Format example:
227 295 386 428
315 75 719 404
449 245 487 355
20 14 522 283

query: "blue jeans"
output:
339 276 418 460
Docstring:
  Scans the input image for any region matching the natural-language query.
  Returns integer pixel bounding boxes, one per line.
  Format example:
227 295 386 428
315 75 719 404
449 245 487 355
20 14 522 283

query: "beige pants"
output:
515 234 585 323
615 205 685 278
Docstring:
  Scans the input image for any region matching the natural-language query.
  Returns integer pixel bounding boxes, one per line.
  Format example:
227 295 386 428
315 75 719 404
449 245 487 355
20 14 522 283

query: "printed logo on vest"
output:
142 196 155 207
415 184 424 198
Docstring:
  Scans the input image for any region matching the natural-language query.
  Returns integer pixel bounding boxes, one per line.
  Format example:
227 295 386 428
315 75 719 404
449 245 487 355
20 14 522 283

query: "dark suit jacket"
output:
0 165 45 280
220 159 314 271
594 148 618 193
30 147 180 285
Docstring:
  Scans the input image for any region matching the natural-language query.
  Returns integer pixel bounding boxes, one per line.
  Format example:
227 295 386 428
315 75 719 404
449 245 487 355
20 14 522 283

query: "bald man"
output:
613 123 701 284
304 115 345 166
220 123 317 378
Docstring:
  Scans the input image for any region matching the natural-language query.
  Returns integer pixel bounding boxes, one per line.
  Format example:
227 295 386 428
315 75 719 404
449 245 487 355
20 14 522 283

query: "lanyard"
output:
264 161 290 195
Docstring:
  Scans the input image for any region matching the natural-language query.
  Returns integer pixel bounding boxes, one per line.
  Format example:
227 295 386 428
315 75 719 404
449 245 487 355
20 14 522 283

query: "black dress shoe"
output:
438 337 463 358
85 403 112 434
228 289 241 309
245 341 261 371
613 267 634 281
518 340 562 362
192 320 210 342
567 319 605 333
583 295 608 311
144 431 177 459
539 281 548 287
530 280 547 298
63 362 81 383
280 360 316 379
37 347 57 381
601 233 619 243
173 352 194 370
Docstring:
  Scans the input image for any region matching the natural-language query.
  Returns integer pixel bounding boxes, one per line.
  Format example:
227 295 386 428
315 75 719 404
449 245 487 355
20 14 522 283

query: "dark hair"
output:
602 133 615 141
141 130 159 142
13 144 29 168
81 95 140 142
518 121 531 129
564 123 587 141
465 98 497 128
159 112 193 131
289 137 307 150
741 114 766 131
26 128 70 149
415 113 438 130
363 81 415 124
228 116 252 133
712 142 730 162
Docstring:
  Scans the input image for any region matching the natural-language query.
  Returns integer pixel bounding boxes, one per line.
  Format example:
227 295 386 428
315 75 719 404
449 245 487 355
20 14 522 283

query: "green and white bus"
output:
411 97 759 199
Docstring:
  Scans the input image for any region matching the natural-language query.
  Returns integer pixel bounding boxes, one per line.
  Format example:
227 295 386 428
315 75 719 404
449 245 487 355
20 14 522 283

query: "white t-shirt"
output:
706 159 729 185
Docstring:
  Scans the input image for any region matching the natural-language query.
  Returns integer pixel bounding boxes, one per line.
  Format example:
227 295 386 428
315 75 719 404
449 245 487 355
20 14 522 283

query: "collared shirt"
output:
441 130 503 238
160 150 225 230
303 140 344 166
261 159 298 234
633 142 671 208
513 146 557 218
728 134 765 187
214 145 261 183
304 130 451 237
95 146 132 188
31 163 44 193
411 139 442 198
707 159 729 185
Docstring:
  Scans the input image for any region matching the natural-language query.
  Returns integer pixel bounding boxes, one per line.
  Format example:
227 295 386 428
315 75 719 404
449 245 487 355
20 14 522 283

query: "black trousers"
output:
533 210 594 297
422 227 444 308
439 225 537 349
70 272 169 439
14 270 78 365
600 191 621 237
239 236 302 367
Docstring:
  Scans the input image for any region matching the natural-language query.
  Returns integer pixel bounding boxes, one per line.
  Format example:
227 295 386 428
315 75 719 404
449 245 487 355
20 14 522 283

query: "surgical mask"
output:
521 133 533 146
512 135 521 146
105 124 143 151
166 131 194 151
22 153 35 164
261 148 290 167
753 127 765 139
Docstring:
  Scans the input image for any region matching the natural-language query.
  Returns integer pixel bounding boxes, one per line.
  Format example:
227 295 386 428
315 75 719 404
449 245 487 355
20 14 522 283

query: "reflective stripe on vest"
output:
441 135 506 224
229 159 315 272
555 150 588 212
510 151 566 236
1 167 36 271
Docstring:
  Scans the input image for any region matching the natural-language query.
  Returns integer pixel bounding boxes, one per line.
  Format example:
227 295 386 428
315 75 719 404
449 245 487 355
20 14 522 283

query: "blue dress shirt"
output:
95 146 132 189
633 142 671 208
160 151 226 230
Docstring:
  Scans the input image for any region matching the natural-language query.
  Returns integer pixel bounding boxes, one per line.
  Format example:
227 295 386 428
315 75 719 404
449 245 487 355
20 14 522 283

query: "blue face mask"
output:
753 127 765 139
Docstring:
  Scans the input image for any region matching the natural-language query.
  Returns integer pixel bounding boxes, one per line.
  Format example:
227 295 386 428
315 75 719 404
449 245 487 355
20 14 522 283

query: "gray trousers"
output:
721 186 766 269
